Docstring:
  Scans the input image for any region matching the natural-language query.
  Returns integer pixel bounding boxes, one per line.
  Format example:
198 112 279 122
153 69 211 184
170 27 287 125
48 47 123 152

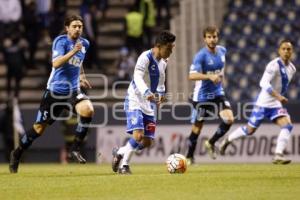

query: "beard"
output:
208 43 216 49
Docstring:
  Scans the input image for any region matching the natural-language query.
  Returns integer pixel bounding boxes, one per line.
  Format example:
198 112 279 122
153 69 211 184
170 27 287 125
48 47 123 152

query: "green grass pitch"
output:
1 163 300 200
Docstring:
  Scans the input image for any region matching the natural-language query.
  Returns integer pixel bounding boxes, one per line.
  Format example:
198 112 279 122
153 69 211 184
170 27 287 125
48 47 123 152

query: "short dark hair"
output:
203 26 219 37
155 30 176 46
64 15 83 27
279 39 293 47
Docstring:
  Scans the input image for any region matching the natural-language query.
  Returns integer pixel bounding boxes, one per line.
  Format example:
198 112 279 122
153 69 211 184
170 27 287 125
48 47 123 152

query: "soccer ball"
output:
166 153 187 174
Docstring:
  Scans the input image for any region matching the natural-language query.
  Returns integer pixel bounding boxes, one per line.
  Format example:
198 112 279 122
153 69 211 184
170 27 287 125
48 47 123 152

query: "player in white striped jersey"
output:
112 31 176 174
220 39 296 164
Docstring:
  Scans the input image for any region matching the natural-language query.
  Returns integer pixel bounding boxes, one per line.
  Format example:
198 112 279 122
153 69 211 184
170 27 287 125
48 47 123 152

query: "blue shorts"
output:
248 106 289 128
126 109 156 139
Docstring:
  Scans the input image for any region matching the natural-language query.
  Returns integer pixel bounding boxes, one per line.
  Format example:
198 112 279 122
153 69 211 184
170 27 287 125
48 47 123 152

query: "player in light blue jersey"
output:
186 26 234 163
112 31 176 174
219 40 295 164
9 15 94 173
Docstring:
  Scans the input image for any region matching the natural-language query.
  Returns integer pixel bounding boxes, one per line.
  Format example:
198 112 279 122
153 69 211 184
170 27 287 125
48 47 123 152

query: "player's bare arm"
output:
189 72 222 84
270 90 288 104
79 65 92 89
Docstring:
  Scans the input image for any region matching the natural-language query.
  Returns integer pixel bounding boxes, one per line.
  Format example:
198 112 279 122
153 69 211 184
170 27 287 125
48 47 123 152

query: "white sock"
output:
117 142 134 156
228 127 247 142
120 149 135 167
275 128 291 155
118 140 138 167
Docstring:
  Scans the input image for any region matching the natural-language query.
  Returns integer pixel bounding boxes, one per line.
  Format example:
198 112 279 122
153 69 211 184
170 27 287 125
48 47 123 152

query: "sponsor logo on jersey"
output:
206 69 221 75
68 56 82 67
151 65 156 70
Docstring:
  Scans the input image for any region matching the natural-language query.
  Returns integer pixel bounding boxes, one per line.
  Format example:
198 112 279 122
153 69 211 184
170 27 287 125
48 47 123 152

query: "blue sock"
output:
20 128 40 149
72 116 92 151
128 138 140 149
209 121 232 145
187 131 199 158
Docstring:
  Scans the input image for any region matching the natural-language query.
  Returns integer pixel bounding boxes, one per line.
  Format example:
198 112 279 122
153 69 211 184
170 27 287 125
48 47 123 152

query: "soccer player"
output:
112 30 176 174
9 15 94 173
219 39 296 164
186 26 234 164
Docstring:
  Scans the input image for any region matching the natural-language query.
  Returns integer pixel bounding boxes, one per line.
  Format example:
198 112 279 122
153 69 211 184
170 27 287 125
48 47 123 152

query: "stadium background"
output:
0 0 300 163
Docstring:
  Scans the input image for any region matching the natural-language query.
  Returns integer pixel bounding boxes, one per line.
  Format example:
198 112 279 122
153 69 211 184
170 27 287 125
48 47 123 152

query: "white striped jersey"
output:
256 57 296 108
125 49 167 116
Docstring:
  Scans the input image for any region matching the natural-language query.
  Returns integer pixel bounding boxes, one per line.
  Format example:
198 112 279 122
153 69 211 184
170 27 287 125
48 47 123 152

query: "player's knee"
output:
84 105 94 116
79 105 94 117
87 106 94 116
33 123 47 135
223 117 234 125
133 130 144 142
135 135 144 142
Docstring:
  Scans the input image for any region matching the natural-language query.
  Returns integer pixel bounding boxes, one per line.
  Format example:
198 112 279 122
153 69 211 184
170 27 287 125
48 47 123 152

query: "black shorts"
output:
35 90 89 125
192 96 231 123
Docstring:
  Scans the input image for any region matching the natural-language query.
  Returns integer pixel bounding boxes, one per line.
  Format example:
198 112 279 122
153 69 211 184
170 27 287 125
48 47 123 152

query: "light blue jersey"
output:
47 35 89 95
190 45 226 102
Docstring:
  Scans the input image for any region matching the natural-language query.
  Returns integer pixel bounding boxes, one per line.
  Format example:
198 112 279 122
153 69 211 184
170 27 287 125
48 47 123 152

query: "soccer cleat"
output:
118 165 132 175
272 154 291 165
186 157 195 166
9 150 20 173
204 140 217 160
69 151 86 164
219 138 231 156
112 147 123 172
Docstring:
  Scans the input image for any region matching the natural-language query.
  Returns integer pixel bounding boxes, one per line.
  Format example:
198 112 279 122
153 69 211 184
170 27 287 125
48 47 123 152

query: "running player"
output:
9 15 94 173
112 30 176 174
186 26 234 164
219 39 296 164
